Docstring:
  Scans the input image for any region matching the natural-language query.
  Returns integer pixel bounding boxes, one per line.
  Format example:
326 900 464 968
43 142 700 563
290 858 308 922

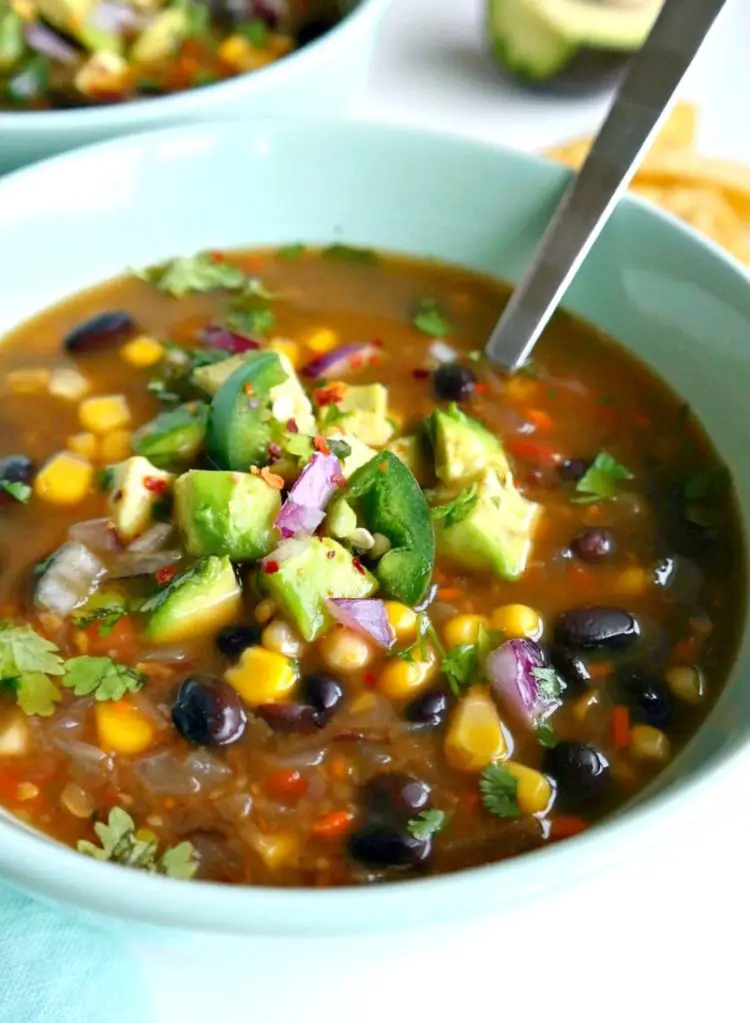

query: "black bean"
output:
554 607 639 651
63 310 138 355
361 773 431 818
619 670 672 727
433 363 476 403
255 703 321 733
216 625 261 660
405 687 450 728
543 740 609 810
348 822 431 868
558 458 591 482
301 673 344 722
570 528 615 563
549 646 591 692
171 675 247 747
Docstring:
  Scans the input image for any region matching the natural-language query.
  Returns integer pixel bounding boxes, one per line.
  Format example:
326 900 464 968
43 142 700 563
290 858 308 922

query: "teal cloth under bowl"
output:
0 118 748 939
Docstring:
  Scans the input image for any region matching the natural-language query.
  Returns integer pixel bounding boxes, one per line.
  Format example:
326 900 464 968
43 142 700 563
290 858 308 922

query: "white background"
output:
137 1 750 1019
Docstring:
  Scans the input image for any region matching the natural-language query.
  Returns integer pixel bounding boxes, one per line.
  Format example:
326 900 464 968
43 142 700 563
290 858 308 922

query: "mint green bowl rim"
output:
0 117 748 936
0 0 388 134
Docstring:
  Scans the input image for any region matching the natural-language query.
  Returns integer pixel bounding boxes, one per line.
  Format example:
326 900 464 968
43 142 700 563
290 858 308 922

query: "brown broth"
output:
0 248 743 886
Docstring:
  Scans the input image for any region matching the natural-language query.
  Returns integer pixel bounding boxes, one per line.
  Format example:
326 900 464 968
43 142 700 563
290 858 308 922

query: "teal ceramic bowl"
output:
0 119 749 937
0 0 387 174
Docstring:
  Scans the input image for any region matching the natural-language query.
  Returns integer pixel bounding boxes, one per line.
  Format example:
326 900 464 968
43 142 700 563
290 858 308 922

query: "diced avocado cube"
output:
433 471 540 581
325 498 357 539
143 556 242 644
0 11 24 71
427 404 509 485
130 7 188 64
345 452 434 606
268 353 315 435
335 384 394 448
109 456 174 543
262 538 377 641
324 432 377 478
192 353 251 396
174 470 281 561
387 432 434 487
132 402 208 470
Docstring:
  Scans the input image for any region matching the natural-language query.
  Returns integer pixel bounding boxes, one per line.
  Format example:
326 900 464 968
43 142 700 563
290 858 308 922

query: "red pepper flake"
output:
327 549 336 560
314 383 347 407
144 476 168 495
352 556 365 576
363 671 377 688
349 355 365 371
313 435 330 455
155 565 179 586
244 382 254 397
247 256 263 272
286 418 299 434
378 460 389 473
267 442 282 460
369 354 381 366
260 467 285 490
474 382 489 394
263 560 280 575
371 338 384 348
412 368 430 380
210 251 225 262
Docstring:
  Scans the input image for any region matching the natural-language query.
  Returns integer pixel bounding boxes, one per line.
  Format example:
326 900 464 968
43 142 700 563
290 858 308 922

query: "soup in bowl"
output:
0 120 747 935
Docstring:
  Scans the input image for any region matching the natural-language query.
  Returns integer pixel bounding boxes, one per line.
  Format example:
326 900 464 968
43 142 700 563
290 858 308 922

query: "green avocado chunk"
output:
427 404 509 485
344 452 435 606
132 402 208 470
433 471 540 581
109 456 174 543
174 470 281 561
143 556 242 644
192 353 253 397
262 538 378 642
486 0 660 81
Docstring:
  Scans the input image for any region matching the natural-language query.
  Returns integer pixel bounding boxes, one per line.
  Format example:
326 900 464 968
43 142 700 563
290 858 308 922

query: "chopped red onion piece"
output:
69 517 123 553
108 549 182 579
24 22 78 64
202 324 261 354
327 598 394 649
91 0 148 33
486 638 561 728
301 343 379 379
35 542 106 617
275 453 342 538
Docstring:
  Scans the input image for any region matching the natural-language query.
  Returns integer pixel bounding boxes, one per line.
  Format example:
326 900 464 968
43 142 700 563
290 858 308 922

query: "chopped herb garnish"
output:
237 17 270 47
442 642 480 697
0 624 65 717
2 673 61 717
320 403 351 429
432 484 478 528
277 243 306 260
0 479 31 502
407 809 446 840
412 299 453 337
63 656 145 702
328 438 352 460
537 723 558 749
72 606 128 637
531 666 566 703
227 299 276 338
479 763 521 819
573 451 633 504
136 252 248 297
323 243 378 265
77 807 198 879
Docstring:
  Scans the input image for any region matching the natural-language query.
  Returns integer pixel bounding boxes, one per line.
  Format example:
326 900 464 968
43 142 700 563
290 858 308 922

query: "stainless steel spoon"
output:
485 0 729 373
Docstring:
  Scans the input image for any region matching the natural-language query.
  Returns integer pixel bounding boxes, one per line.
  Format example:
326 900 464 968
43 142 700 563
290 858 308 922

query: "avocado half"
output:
487 0 662 88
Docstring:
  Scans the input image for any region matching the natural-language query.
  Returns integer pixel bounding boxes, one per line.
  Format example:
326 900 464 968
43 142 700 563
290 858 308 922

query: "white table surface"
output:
137 1 750 1018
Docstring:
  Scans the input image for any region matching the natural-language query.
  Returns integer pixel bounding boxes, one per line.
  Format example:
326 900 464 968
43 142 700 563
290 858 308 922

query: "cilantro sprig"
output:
573 451 633 504
0 624 65 716
442 643 480 697
479 764 521 819
63 656 145 702
407 809 446 841
432 485 478 529
136 252 248 297
412 298 453 337
78 807 197 879
531 666 566 704
72 605 128 637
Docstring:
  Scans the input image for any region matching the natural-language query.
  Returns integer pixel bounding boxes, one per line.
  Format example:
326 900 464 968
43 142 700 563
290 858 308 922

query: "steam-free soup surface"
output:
0 245 741 885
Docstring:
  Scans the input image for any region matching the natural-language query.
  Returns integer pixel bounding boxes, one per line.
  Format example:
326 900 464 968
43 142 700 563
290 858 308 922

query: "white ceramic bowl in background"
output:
0 118 748 938
0 0 388 173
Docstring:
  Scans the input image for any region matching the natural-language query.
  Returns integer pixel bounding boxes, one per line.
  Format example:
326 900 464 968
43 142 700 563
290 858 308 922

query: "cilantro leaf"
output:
442 643 480 698
573 451 633 504
277 243 306 260
407 809 446 841
412 299 453 337
159 841 199 880
323 243 378 265
77 807 198 878
479 763 521 819
72 606 128 637
226 299 276 337
531 666 565 703
327 438 352 460
536 723 558 749
432 485 478 528
0 624 64 678
14 672 62 717
284 433 314 463
63 656 145 702
0 480 31 502
136 252 248 297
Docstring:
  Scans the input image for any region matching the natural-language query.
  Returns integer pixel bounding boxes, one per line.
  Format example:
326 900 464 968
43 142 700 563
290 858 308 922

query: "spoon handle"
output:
485 0 729 372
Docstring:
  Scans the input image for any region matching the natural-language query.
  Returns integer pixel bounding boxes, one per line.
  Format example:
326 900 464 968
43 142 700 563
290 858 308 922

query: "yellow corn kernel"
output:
629 724 671 763
225 646 297 705
306 327 338 355
503 761 552 816
99 429 133 463
268 338 301 369
67 432 98 461
79 394 131 434
7 368 51 394
385 601 417 643
121 335 165 368
611 566 650 598
34 452 93 506
135 827 158 845
319 627 374 674
96 700 155 755
444 686 508 772
664 665 705 706
254 598 277 624
217 34 275 71
490 604 543 640
443 614 488 649
250 830 300 869
49 367 90 400
261 619 305 658
378 648 437 701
